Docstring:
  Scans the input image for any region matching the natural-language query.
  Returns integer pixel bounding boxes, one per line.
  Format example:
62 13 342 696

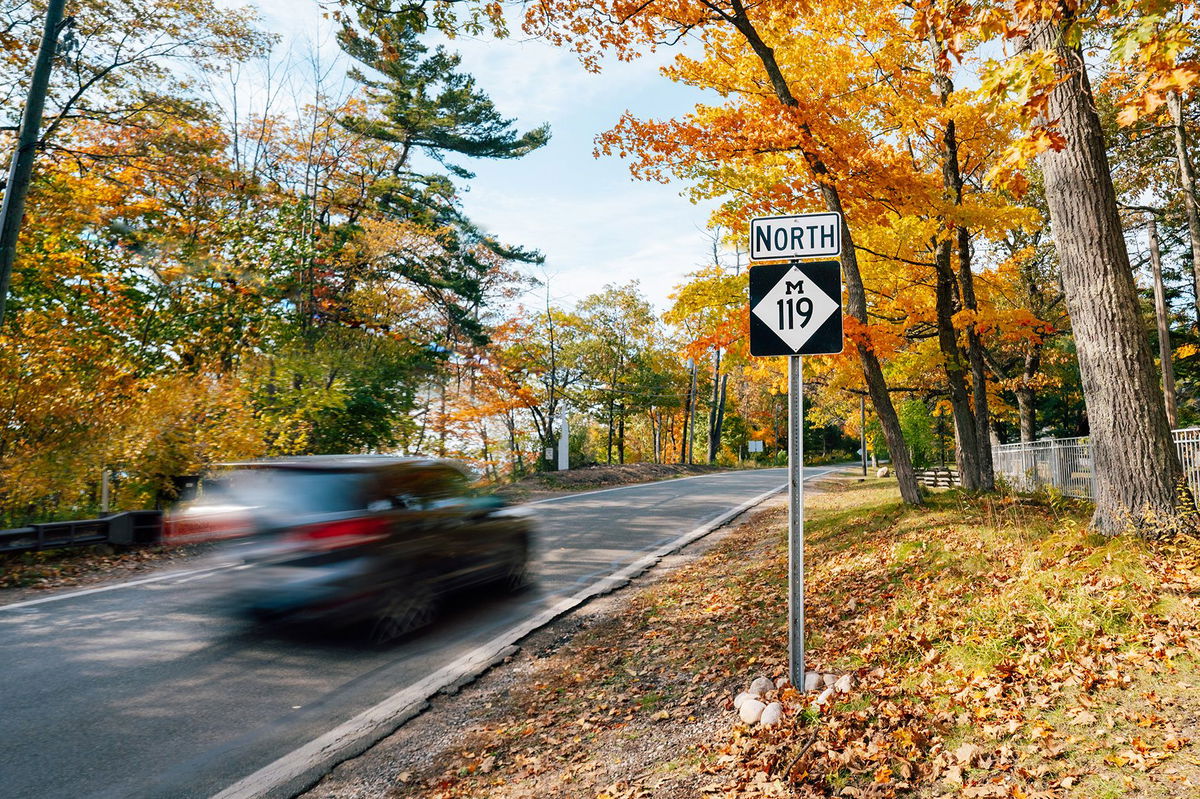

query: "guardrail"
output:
0 511 162 555
993 427 1200 500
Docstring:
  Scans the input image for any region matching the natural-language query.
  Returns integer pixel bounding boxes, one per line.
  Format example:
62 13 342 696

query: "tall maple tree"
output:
526 0 926 503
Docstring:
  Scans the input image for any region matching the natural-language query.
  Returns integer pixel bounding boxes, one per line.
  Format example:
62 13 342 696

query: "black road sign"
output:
749 260 843 356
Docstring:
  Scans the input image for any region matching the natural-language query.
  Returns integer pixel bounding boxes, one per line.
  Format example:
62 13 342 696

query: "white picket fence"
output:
992 427 1200 499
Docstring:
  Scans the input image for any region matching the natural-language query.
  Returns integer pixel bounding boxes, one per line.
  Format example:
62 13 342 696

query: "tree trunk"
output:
1148 217 1180 428
0 0 67 326
617 406 626 464
934 238 982 489
928 37 993 490
1016 387 1036 443
958 228 995 489
707 349 727 463
606 397 614 464
1029 21 1183 532
729 6 922 504
651 411 661 463
680 375 692 464
686 361 698 465
1166 91 1200 329
707 351 718 462
713 372 728 462
1017 345 1042 443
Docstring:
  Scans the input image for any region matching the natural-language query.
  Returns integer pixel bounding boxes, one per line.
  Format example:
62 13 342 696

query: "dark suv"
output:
167 456 533 640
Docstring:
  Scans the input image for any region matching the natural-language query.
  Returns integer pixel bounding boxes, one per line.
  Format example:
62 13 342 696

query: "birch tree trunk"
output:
1029 21 1183 533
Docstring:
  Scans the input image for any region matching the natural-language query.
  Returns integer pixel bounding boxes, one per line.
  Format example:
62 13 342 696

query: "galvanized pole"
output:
0 0 67 326
557 403 569 471
788 354 805 688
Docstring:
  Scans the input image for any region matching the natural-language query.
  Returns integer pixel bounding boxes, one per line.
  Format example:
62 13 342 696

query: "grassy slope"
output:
327 477 1200 799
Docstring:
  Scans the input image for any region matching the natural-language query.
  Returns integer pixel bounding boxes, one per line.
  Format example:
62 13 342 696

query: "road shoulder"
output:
299 488 801 799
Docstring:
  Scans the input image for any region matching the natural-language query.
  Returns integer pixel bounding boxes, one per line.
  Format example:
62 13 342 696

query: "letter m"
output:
785 280 804 294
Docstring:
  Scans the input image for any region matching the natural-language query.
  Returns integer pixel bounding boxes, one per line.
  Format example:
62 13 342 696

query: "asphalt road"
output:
0 467 830 799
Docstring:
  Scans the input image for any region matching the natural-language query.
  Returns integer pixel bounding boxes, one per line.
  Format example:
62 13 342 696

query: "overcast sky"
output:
236 0 725 312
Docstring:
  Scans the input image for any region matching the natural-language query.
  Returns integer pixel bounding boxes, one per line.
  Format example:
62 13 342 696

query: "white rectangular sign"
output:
748 440 764 453
749 212 842 261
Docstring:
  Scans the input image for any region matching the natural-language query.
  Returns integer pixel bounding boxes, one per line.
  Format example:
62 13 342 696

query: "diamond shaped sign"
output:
749 261 843 356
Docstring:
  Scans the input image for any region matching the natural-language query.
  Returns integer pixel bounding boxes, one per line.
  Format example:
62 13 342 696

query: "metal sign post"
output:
747 213 845 691
787 355 805 687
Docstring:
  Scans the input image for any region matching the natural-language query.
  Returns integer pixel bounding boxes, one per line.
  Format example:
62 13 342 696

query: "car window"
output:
410 466 471 508
374 468 423 510
203 469 368 514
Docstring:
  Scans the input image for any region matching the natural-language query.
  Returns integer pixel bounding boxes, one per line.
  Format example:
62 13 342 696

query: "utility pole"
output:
0 0 68 326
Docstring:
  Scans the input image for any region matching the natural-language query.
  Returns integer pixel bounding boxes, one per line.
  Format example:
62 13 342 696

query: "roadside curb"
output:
211 480 799 799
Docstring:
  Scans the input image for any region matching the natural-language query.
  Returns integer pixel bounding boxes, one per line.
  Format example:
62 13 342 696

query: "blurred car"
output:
167 455 533 641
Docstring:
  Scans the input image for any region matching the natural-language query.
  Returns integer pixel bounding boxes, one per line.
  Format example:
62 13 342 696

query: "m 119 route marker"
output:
748 213 845 689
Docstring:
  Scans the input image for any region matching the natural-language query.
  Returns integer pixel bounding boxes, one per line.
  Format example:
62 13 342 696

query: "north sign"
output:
749 260 843 357
749 212 843 261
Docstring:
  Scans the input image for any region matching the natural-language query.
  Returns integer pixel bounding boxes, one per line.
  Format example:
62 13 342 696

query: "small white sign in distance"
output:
751 265 840 351
749 212 843 261
748 440 764 453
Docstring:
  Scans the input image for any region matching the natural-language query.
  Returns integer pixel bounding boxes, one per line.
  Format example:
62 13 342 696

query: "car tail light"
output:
164 507 254 545
288 517 389 551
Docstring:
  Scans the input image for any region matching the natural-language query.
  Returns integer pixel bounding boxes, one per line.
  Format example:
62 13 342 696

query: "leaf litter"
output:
303 477 1200 799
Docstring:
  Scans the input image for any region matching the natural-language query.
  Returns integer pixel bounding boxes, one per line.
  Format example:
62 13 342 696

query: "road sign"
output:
749 260 843 357
746 250 846 689
748 440 764 453
749 212 843 261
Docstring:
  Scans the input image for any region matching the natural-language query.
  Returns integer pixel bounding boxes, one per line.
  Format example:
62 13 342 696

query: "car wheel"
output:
370 579 437 644
500 537 529 592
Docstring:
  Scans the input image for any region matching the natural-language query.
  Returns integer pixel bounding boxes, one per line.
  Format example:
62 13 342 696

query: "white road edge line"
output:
0 564 240 611
211 467 838 799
